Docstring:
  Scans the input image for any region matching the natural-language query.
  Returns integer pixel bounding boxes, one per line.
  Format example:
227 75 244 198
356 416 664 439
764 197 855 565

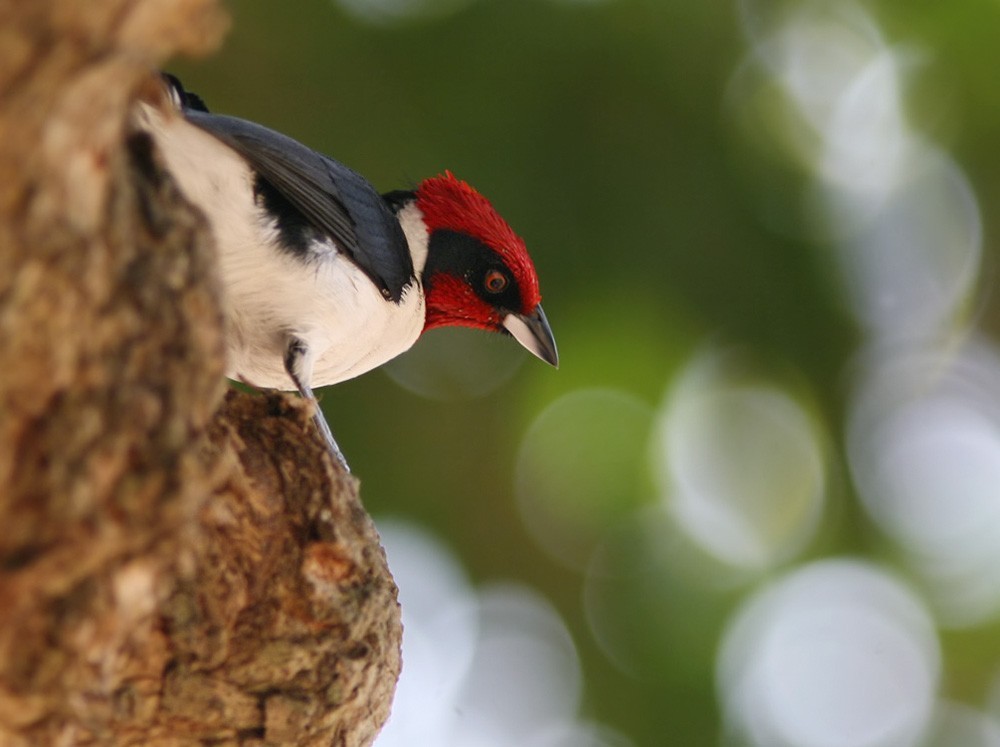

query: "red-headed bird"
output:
136 75 557 469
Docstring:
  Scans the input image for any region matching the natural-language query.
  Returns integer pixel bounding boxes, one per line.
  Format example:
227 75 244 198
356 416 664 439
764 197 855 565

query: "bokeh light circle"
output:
383 326 526 401
653 348 827 572
447 583 583 745
718 559 940 747
515 388 654 570
376 521 480 745
376 521 610 746
823 149 981 339
847 337 1000 626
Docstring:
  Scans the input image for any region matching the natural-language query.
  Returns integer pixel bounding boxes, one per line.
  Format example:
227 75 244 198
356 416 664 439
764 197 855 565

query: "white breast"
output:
136 103 427 390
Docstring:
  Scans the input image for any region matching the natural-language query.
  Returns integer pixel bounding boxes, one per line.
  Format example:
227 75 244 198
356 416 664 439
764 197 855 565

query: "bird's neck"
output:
387 194 431 279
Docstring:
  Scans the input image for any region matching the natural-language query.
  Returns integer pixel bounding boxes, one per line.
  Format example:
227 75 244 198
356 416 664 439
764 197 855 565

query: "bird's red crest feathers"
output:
416 172 541 311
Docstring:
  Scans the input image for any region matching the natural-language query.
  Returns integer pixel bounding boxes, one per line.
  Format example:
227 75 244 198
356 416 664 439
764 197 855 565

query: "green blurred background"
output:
172 1 1000 744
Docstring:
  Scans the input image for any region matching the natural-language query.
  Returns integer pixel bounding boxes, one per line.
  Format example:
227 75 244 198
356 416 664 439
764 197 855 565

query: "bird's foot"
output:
284 336 351 473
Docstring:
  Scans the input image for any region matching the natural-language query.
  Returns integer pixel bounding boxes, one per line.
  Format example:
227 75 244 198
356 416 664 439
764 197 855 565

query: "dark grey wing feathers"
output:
182 109 414 302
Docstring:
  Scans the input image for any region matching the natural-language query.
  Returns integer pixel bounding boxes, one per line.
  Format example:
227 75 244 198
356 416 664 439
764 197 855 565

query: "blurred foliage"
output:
170 0 1000 743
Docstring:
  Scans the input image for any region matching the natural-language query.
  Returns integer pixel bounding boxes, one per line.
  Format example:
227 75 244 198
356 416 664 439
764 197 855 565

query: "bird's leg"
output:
284 336 350 472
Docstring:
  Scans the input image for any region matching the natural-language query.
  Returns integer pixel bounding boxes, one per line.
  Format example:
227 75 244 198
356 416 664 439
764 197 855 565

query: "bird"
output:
134 74 558 470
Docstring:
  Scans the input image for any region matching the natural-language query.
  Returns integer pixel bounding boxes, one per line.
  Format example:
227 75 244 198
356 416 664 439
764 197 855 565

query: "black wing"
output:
169 79 414 302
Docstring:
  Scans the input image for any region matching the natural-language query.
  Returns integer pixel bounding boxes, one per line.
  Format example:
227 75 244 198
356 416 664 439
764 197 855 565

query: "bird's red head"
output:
415 172 557 366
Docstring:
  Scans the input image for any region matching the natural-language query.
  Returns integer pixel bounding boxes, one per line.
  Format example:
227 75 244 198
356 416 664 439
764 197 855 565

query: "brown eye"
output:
484 269 508 294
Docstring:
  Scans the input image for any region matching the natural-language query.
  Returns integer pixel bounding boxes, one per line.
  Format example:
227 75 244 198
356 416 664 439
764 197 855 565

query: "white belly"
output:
137 104 425 390
222 244 425 389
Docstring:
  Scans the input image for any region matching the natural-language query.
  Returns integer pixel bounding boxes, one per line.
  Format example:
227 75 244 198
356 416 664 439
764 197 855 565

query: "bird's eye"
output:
484 269 508 294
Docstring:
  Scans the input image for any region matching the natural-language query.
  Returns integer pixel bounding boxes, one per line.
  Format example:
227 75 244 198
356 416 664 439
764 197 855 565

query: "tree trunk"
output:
0 2 402 745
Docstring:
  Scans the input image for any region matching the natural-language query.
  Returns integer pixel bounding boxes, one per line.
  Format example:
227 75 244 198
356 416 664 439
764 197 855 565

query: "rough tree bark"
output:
0 1 403 745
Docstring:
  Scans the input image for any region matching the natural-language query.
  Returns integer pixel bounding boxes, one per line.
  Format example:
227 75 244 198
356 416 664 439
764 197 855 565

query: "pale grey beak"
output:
502 305 559 368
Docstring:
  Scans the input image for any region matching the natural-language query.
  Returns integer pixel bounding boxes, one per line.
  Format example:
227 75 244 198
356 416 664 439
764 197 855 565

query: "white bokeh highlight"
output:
739 1 982 341
847 337 1000 626
718 560 941 747
375 520 628 747
653 348 826 572
824 147 981 340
